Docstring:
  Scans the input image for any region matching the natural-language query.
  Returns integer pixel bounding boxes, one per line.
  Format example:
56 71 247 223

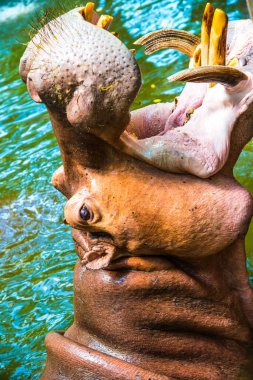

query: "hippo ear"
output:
27 76 43 103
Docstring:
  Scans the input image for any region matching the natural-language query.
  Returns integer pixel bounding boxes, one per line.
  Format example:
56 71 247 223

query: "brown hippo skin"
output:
19 6 253 380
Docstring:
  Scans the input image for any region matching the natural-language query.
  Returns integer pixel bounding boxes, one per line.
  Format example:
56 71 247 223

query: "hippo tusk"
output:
84 2 95 22
80 5 114 29
97 15 114 30
246 0 253 20
134 29 200 57
193 44 202 67
201 3 215 66
168 66 248 87
209 9 228 66
79 2 97 23
111 31 120 38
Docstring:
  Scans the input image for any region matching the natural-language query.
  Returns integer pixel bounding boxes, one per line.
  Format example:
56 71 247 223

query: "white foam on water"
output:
0 2 36 23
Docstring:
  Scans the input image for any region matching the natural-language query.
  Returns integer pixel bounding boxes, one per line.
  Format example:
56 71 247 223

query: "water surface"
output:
0 0 252 378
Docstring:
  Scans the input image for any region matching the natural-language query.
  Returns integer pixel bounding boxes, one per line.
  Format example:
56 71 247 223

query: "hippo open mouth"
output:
19 3 253 271
120 3 253 178
20 2 253 179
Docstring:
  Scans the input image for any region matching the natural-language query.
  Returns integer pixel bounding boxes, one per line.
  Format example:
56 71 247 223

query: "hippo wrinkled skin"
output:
20 5 253 380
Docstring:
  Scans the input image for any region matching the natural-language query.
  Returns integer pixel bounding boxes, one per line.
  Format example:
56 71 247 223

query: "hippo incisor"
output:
20 3 253 379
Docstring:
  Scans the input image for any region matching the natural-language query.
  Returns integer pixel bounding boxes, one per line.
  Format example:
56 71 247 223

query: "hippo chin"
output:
20 3 253 380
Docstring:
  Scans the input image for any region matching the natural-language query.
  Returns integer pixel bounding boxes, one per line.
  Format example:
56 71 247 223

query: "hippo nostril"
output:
80 205 92 221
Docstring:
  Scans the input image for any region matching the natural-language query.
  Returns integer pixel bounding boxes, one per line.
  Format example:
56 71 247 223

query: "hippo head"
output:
21 4 253 379
20 4 253 270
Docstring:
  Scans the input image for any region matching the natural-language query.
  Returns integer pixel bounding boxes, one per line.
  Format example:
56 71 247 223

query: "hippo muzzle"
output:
20 7 141 144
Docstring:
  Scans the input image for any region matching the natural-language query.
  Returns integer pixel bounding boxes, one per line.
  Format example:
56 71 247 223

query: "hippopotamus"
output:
20 3 253 379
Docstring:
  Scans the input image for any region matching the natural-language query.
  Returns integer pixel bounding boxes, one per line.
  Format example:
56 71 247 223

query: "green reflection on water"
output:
0 0 252 378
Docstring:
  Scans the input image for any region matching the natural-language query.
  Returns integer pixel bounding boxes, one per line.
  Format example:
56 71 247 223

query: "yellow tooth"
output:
193 44 201 67
201 3 215 66
228 57 239 67
209 8 228 66
186 108 195 117
85 2 95 22
97 15 113 30
184 108 195 125
112 32 120 38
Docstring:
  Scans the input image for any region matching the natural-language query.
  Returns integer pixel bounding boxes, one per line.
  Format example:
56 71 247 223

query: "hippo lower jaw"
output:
117 9 253 178
120 74 253 178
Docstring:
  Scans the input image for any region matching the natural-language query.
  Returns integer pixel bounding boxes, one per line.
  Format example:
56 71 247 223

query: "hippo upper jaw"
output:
19 7 141 145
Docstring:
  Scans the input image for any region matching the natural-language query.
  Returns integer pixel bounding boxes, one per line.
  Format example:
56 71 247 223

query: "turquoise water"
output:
0 0 252 378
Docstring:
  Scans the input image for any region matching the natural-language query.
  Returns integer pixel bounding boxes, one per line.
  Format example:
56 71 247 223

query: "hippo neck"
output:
48 109 133 184
63 243 253 380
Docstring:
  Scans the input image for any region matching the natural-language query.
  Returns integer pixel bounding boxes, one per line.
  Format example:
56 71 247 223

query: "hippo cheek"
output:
82 170 252 260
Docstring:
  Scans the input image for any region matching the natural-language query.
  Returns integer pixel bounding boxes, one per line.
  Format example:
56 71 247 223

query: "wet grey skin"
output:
20 9 253 179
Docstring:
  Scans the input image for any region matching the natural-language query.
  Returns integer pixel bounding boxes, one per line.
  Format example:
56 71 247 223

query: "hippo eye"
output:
80 205 92 221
